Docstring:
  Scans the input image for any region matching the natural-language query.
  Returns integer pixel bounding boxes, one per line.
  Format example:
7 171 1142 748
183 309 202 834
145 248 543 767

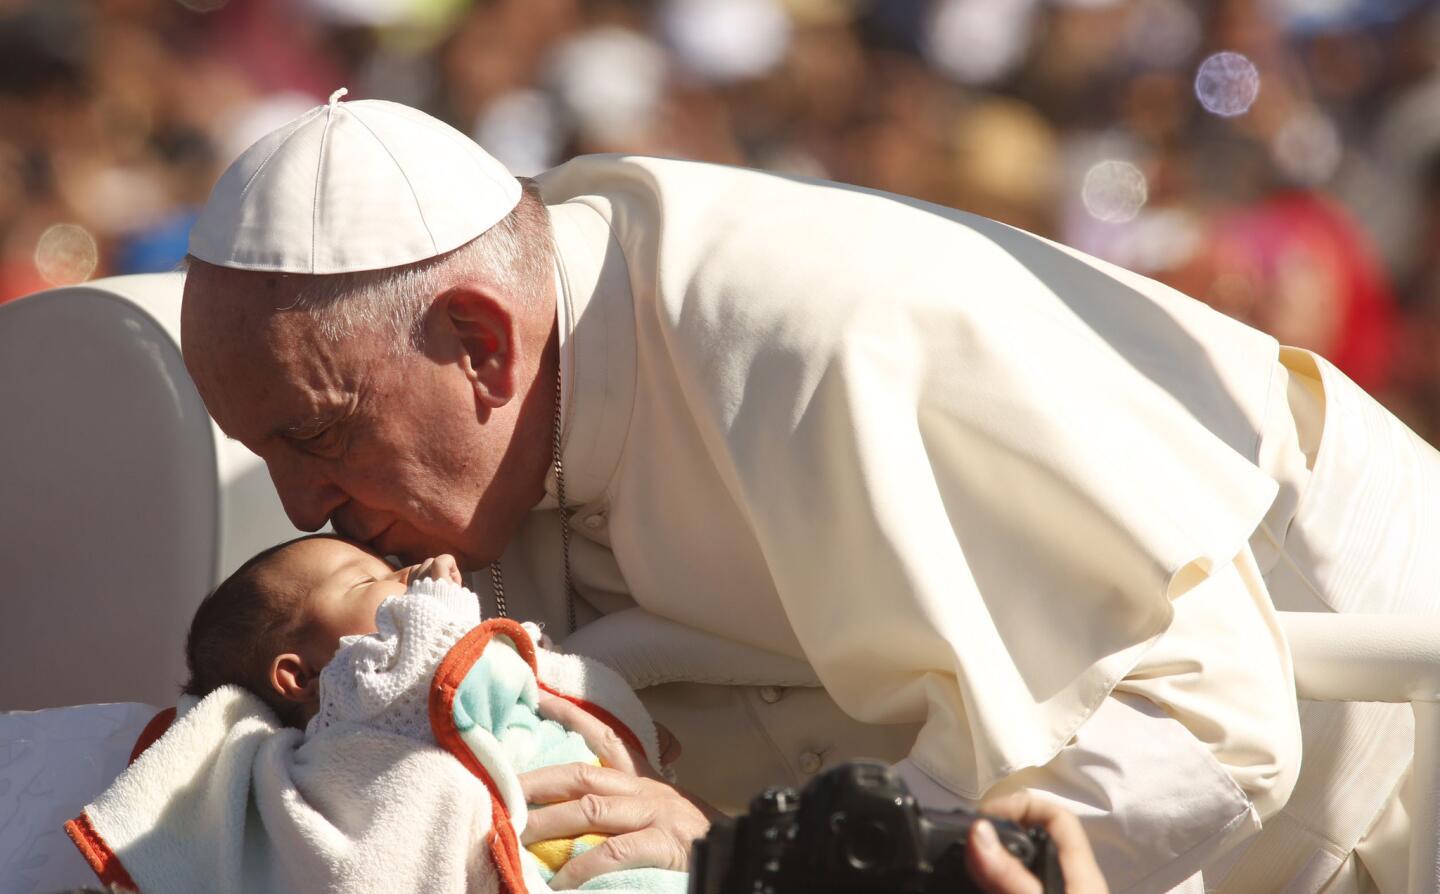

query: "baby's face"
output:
266 537 414 667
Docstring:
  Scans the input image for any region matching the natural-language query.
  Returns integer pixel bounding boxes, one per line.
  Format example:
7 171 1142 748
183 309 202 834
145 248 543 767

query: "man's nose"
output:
267 458 347 532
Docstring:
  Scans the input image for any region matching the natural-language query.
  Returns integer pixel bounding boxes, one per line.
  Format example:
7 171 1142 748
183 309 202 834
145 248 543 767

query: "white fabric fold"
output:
74 685 502 894
530 156 1283 797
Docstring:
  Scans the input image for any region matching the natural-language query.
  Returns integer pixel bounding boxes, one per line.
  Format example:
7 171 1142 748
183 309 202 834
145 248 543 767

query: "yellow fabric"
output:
527 834 607 873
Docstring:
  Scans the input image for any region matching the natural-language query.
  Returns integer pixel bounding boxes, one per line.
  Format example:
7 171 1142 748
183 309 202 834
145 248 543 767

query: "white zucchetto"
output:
189 88 521 275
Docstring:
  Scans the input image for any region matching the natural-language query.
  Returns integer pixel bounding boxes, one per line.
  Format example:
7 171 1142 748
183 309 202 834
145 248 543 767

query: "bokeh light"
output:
1194 51 1261 117
34 224 99 286
1082 160 1149 223
924 0 1038 86
659 0 791 84
1272 106 1343 185
546 28 667 147
1124 0 1201 70
473 90 563 177
1121 207 1205 274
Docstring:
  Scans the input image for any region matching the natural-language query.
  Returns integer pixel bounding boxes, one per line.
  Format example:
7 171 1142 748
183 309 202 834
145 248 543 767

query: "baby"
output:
182 533 460 729
181 534 685 893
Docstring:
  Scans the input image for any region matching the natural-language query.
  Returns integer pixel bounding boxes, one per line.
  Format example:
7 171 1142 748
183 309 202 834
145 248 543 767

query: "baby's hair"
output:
182 533 339 727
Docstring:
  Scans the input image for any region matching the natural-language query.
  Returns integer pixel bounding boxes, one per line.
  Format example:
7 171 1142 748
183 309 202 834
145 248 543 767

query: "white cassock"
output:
477 155 1439 893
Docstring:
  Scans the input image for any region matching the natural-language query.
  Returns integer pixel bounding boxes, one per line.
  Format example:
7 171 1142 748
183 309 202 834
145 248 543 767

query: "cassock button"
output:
582 513 606 530
798 751 823 775
758 686 784 704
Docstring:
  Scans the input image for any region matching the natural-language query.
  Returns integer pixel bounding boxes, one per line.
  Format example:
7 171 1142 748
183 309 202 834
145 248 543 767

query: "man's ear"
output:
443 286 516 409
270 653 320 705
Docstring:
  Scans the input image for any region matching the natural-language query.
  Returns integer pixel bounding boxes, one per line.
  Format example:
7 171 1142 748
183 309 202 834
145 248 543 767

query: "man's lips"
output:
335 517 395 550
366 521 398 553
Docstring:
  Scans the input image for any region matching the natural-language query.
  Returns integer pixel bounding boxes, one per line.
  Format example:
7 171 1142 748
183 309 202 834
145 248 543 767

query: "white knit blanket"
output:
310 577 484 742
66 580 662 894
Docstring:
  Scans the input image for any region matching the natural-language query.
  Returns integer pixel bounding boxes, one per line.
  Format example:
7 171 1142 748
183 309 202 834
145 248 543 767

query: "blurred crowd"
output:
4 0 1440 438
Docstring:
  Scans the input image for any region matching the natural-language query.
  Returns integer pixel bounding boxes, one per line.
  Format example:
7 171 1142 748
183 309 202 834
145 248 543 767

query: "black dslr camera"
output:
689 761 1064 894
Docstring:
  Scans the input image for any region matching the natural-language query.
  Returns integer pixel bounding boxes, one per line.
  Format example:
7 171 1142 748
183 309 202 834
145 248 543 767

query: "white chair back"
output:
0 273 305 710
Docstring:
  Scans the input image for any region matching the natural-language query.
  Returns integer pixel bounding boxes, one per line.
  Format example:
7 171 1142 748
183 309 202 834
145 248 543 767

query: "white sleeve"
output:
897 693 1256 894
896 544 1303 893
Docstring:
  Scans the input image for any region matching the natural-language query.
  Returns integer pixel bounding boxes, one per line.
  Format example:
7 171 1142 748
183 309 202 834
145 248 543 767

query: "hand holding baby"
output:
521 696 719 888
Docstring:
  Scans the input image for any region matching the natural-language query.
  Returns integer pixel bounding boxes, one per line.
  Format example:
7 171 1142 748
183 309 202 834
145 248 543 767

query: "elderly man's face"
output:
182 275 516 568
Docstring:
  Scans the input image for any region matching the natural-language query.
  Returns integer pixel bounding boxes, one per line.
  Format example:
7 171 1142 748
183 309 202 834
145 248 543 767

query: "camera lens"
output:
844 819 897 872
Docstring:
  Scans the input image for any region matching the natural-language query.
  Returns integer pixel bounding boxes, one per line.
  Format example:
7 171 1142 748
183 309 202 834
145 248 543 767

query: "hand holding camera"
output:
690 762 1108 894
964 792 1108 894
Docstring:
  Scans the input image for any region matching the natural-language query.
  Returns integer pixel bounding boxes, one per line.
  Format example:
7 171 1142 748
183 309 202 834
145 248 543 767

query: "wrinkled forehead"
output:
181 262 308 353
180 265 355 439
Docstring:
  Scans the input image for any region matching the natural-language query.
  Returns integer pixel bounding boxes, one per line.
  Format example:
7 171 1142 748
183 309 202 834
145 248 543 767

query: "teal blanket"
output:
436 618 688 894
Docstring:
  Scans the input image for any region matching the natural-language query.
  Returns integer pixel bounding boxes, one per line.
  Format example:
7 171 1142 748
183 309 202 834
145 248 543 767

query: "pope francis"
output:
179 91 1438 893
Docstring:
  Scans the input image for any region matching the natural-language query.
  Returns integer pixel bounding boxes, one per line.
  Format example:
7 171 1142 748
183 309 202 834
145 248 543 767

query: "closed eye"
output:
294 398 362 455
291 424 344 455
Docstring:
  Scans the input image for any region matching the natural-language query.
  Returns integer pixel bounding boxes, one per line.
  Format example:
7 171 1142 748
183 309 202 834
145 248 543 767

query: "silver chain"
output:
489 563 507 618
488 359 577 634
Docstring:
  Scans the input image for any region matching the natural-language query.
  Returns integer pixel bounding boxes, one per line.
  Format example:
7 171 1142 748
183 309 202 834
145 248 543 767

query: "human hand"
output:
406 554 462 585
520 695 718 889
965 792 1108 894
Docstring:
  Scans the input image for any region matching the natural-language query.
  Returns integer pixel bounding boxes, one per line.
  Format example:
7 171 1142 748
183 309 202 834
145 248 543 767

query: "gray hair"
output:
189 177 553 352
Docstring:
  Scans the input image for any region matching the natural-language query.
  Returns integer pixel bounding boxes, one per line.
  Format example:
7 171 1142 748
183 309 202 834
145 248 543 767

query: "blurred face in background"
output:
1196 193 1398 393
1208 229 1343 356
